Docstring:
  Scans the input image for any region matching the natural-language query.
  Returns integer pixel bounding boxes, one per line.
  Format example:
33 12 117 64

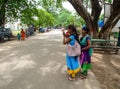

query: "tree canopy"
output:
53 8 85 27
0 0 37 26
35 9 54 27
0 0 119 39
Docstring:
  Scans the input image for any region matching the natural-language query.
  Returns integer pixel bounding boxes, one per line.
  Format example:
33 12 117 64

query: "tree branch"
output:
68 0 93 30
91 0 102 26
100 0 120 36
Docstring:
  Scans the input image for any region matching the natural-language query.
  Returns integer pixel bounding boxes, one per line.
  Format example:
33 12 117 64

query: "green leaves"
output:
0 0 36 22
53 8 85 27
105 0 113 4
35 9 54 27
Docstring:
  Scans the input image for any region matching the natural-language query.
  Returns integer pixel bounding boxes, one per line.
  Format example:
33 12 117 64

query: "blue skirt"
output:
66 54 80 77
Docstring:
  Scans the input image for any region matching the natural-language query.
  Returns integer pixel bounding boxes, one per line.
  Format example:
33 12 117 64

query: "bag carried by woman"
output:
66 39 81 57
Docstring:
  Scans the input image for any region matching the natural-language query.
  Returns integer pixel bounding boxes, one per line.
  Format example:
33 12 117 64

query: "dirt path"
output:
92 52 120 89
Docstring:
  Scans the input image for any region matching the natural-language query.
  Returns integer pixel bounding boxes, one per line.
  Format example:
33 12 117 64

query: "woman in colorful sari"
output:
63 25 80 81
79 26 92 79
21 29 26 40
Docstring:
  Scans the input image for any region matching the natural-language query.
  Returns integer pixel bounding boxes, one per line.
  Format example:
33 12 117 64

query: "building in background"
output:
5 19 27 30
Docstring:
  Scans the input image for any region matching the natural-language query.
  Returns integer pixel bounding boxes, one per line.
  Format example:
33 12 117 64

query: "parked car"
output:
39 28 48 33
28 27 34 35
25 29 30 37
0 27 13 42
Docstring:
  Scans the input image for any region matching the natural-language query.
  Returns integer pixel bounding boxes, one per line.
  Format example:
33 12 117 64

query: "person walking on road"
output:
79 26 92 79
63 25 80 81
21 29 26 40
17 33 21 41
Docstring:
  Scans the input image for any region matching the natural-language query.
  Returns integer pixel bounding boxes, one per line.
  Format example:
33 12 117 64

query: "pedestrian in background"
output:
17 33 21 41
21 29 26 40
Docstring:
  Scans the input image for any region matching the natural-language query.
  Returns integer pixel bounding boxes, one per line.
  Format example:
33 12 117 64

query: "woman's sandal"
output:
68 77 76 81
80 75 87 79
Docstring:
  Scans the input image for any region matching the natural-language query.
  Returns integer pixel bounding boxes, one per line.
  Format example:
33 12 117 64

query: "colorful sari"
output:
66 35 80 78
21 30 25 40
79 35 92 76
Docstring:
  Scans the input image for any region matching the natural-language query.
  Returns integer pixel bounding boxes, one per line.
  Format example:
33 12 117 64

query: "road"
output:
0 30 101 89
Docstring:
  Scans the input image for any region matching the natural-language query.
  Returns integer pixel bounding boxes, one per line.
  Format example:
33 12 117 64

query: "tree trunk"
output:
68 0 102 38
68 0 94 33
0 14 5 27
90 0 102 38
0 7 5 27
99 0 120 39
0 0 8 27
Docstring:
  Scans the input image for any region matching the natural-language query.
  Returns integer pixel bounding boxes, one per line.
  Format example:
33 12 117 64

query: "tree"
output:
99 0 120 38
68 0 102 38
67 0 120 39
0 0 36 26
34 9 54 27
38 0 119 38
20 8 38 26
53 8 74 26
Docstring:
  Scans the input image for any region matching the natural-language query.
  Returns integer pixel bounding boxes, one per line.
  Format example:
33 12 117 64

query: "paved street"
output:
0 30 101 89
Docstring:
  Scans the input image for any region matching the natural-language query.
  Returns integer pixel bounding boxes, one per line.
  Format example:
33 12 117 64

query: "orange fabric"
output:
21 30 25 40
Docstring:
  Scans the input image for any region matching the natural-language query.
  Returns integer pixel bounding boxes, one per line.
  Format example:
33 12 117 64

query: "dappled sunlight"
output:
43 43 53 47
31 36 49 40
57 52 66 56
0 74 14 86
0 58 18 75
61 65 67 74
41 48 50 56
87 71 101 89
13 60 36 70
43 30 62 35
0 54 36 74
92 53 104 63
0 50 19 63
31 30 62 40
19 84 33 89
0 46 13 52
12 54 36 70
49 38 62 42
38 61 63 76
92 53 107 68
0 30 103 89
6 41 20 45
84 79 92 89
111 59 120 69
0 54 36 87
0 58 18 86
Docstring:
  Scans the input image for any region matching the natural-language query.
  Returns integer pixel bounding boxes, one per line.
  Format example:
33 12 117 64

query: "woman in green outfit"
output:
79 26 92 79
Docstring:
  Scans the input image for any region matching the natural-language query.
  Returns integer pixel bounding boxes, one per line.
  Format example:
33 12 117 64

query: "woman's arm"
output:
63 36 71 45
82 39 91 51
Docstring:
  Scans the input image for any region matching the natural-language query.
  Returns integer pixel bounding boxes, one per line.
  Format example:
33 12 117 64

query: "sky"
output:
62 2 75 12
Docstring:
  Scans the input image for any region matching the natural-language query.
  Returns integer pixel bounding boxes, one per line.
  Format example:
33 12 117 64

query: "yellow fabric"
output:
68 68 80 78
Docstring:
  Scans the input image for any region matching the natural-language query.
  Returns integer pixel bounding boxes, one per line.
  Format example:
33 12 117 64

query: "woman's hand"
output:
63 36 71 45
82 39 91 51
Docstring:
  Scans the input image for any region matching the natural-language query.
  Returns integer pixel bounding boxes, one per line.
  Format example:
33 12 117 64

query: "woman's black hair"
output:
82 26 89 33
67 25 79 42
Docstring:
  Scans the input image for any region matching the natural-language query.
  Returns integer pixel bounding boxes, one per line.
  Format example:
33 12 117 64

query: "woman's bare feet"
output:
68 77 76 81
